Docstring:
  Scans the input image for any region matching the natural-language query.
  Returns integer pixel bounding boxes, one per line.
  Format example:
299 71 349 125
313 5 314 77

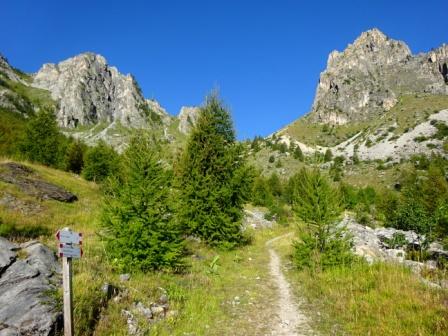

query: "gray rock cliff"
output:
178 106 200 134
310 28 448 124
33 53 154 129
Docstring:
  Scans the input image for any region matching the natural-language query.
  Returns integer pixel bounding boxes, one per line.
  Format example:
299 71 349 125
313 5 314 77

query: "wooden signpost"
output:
56 228 83 336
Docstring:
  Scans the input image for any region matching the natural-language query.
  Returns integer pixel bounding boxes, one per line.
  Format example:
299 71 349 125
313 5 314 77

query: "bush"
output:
18 110 66 167
290 169 355 270
293 145 304 161
102 134 185 272
268 155 275 163
82 141 119 182
324 149 333 162
64 139 86 174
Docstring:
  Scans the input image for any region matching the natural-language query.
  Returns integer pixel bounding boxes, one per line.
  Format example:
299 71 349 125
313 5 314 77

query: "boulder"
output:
243 209 275 230
0 238 62 335
0 162 77 203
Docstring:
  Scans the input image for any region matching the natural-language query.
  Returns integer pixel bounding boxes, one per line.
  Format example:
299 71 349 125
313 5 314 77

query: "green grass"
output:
290 263 448 335
282 116 368 147
3 78 56 112
282 94 448 147
273 229 448 336
387 95 448 135
0 109 27 156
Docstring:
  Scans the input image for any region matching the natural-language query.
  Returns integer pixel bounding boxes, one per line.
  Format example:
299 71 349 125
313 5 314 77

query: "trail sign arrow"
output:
58 243 82 259
56 228 82 245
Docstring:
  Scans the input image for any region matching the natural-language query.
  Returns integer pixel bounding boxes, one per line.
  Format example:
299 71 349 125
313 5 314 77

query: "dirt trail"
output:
266 233 314 336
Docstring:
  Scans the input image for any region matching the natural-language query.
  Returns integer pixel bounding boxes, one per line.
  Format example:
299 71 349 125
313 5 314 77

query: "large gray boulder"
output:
0 162 77 203
0 239 62 335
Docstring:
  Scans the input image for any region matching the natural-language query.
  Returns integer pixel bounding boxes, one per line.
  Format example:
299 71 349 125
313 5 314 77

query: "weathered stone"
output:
427 242 448 259
178 106 200 134
0 239 62 335
0 54 24 83
309 29 448 125
0 162 77 203
122 309 140 336
102 283 120 300
243 209 275 230
150 305 165 316
158 294 168 305
0 238 16 274
134 302 153 321
33 53 150 129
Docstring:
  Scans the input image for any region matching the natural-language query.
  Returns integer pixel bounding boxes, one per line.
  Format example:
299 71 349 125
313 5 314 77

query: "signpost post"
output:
56 228 82 336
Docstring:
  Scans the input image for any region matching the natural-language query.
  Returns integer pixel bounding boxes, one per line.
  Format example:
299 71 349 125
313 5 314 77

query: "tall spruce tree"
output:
102 133 184 272
176 95 253 248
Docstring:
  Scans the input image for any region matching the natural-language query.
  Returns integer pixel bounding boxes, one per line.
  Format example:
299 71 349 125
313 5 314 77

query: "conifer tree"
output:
19 110 62 167
293 145 304 161
290 168 354 269
82 140 119 182
64 139 86 174
102 134 184 272
176 95 253 248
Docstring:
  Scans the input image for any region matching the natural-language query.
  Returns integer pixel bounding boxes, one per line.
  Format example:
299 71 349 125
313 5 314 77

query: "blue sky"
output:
2 1 447 139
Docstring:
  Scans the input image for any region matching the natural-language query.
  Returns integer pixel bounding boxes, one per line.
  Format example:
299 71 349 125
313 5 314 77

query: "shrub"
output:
82 141 119 182
64 139 86 174
268 155 275 163
293 145 304 161
18 110 65 167
290 169 355 270
324 149 333 162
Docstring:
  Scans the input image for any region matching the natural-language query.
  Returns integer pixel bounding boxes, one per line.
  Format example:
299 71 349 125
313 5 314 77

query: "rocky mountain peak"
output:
0 53 24 83
309 29 447 125
178 106 200 134
33 52 150 129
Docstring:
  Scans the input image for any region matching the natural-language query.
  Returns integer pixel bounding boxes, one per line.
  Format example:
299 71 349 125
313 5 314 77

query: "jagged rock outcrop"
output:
0 54 23 83
0 55 34 115
145 99 172 126
0 238 62 335
178 106 200 134
33 53 154 129
310 28 448 124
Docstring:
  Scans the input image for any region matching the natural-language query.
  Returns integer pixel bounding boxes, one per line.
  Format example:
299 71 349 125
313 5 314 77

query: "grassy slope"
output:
281 94 448 147
273 230 448 336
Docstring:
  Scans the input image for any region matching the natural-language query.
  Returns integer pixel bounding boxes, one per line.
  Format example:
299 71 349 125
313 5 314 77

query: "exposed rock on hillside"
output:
33 53 157 129
0 54 24 83
178 106 200 134
0 238 62 335
145 99 172 126
0 162 77 202
310 29 448 124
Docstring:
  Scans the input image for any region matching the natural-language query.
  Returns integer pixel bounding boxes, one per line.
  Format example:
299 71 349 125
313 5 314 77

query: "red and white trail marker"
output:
56 228 83 245
58 243 82 259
